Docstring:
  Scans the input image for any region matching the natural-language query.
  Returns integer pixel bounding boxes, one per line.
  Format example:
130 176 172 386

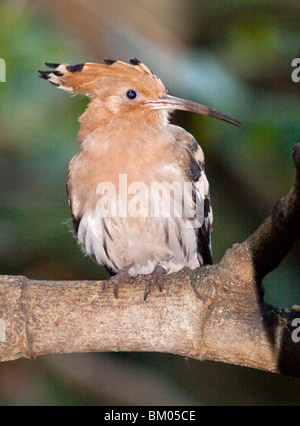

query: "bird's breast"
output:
68 126 201 275
71 128 188 216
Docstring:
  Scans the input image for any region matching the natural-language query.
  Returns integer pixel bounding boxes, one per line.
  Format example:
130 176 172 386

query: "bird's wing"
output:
66 156 82 235
169 124 213 265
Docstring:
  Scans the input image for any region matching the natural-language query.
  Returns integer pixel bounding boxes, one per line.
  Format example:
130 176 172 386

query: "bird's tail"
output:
38 62 105 96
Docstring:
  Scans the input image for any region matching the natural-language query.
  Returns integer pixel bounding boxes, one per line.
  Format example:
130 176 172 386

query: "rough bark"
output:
0 142 300 378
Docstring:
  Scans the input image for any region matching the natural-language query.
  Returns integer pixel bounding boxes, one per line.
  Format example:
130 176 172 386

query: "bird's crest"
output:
38 58 160 96
38 58 242 128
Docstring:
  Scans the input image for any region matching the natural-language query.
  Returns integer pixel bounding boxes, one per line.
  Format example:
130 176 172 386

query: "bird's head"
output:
91 59 168 124
38 58 242 127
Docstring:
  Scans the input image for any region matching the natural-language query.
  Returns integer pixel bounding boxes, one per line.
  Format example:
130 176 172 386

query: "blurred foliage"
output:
0 1 101 281
0 0 300 406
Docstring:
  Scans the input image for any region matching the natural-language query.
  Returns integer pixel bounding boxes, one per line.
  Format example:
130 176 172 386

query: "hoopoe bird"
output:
38 59 241 300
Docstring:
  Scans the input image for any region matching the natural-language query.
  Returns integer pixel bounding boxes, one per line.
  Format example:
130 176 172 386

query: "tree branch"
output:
1 142 300 378
246 141 300 279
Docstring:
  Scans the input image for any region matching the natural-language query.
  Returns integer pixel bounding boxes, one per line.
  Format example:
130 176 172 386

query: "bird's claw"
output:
102 276 119 298
137 266 166 301
103 266 166 300
102 266 132 299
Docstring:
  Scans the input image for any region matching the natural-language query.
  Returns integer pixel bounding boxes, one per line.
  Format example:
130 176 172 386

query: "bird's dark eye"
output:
126 89 137 100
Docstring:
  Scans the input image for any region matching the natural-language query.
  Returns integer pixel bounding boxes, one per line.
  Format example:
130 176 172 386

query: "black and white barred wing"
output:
194 161 213 266
169 124 213 266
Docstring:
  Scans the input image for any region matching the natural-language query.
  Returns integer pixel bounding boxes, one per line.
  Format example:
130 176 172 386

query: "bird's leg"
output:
137 266 166 301
102 265 132 299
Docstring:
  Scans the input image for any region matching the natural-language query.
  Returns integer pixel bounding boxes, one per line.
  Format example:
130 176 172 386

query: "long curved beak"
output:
144 94 242 127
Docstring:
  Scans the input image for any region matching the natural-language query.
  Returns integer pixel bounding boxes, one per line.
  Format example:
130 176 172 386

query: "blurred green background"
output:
1 0 300 405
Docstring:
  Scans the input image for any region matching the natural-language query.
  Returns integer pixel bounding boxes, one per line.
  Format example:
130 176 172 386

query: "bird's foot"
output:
102 266 132 299
135 266 166 301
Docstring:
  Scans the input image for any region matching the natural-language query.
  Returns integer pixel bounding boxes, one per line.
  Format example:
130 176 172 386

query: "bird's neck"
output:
80 118 168 156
